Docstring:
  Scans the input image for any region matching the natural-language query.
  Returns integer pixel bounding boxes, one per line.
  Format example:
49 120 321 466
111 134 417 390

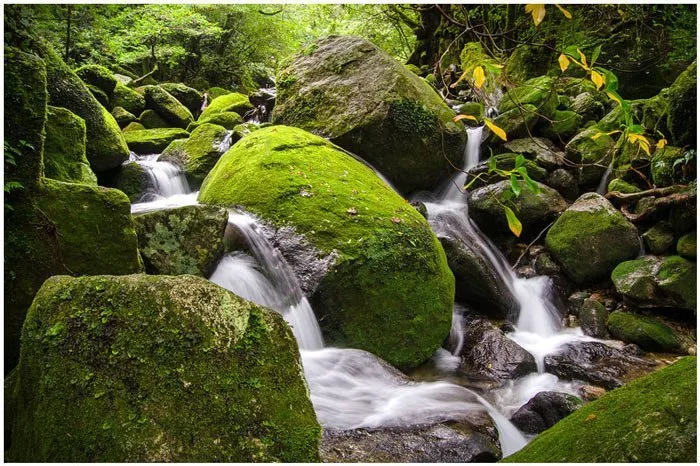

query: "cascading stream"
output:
128 152 198 214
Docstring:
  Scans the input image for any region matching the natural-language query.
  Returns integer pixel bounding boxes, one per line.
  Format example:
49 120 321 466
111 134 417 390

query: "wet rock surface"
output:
509 391 583 434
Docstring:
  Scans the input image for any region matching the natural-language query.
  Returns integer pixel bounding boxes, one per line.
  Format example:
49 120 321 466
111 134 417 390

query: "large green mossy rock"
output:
6 274 321 462
123 128 190 155
4 48 47 192
138 109 169 129
43 106 97 186
498 76 558 119
111 106 137 128
503 357 697 463
273 35 466 195
565 127 615 187
545 193 640 284
143 85 194 129
30 39 129 172
611 255 696 311
606 311 683 353
187 111 244 132
159 82 202 117
75 64 117 97
677 231 696 259
199 126 455 369
199 92 253 121
112 161 149 202
160 123 231 187
110 82 145 116
4 179 143 371
134 205 229 277
666 60 696 148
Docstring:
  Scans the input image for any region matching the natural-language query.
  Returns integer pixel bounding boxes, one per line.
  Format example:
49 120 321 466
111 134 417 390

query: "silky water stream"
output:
126 126 608 457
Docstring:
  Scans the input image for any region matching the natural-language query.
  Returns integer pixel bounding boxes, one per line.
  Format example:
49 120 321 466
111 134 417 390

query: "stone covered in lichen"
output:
4 47 47 192
606 311 683 353
29 38 129 172
545 193 640 284
135 205 229 276
124 128 190 155
273 35 466 194
6 274 321 462
110 82 145 116
503 357 697 462
199 92 253 121
4 179 143 370
143 85 194 129
199 125 455 369
160 123 231 187
43 106 97 185
611 255 696 311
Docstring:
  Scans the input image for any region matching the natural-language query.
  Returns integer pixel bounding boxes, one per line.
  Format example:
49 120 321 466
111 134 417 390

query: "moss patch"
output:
143 85 194 129
124 128 190 155
43 106 97 185
110 82 145 116
503 357 696 462
75 64 117 96
200 92 253 121
160 123 230 187
606 311 683 353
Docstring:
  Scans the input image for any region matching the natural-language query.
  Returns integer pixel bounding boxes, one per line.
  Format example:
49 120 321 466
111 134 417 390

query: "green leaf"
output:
510 173 521 197
591 45 602 67
629 124 644 134
515 154 526 168
488 156 497 172
502 189 514 201
603 69 618 92
504 206 523 237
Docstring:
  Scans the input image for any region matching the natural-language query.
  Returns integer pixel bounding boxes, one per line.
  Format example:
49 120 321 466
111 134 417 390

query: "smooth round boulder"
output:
199 125 455 369
545 193 640 284
5 274 321 462
273 35 466 195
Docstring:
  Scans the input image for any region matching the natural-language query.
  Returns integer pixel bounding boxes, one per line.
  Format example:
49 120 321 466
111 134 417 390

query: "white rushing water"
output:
128 152 198 214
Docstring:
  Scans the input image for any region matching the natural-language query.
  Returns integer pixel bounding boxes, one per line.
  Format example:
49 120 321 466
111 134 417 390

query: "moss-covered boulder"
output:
565 127 615 187
122 121 146 132
112 161 149 202
4 179 142 370
539 109 582 141
677 231 696 259
160 123 231 187
545 193 640 284
273 35 466 194
111 106 137 128
504 44 553 84
138 109 169 129
607 311 683 353
134 205 228 276
43 106 97 186
207 86 233 100
570 92 606 122
503 357 697 462
110 82 145 116
651 145 692 187
499 76 558 119
666 60 696 148
159 82 202 117
124 128 190 155
30 39 129 172
86 84 110 107
500 137 564 170
487 104 539 143
143 85 194 129
467 180 567 238
75 64 117 97
187 111 243 132
200 92 253 121
642 221 675 255
608 178 641 194
199 125 455 369
579 298 609 338
6 274 321 462
611 255 696 311
4 48 47 192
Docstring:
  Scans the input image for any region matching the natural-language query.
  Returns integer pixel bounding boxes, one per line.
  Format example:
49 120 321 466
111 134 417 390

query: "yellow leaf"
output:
484 119 507 142
629 133 651 156
453 114 479 123
450 67 473 89
558 54 570 72
657 138 667 149
590 70 605 90
591 130 621 140
504 206 522 237
555 4 573 19
473 66 486 89
606 91 623 106
577 48 588 69
525 4 546 26
585 414 597 422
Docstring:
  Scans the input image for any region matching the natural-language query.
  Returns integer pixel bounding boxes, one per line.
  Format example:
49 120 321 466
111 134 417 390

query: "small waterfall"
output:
440 126 484 202
596 162 614 194
217 130 235 153
129 152 197 214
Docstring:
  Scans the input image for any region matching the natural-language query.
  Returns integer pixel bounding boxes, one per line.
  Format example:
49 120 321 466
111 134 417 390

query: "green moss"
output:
199 92 253 121
404 63 421 75
7 274 321 462
545 193 639 283
123 128 190 154
505 44 555 83
207 86 233 100
122 122 146 132
539 109 582 140
187 111 243 132
134 205 228 276
138 109 169 129
161 123 230 187
666 60 696 147
456 102 484 119
502 357 697 462
111 106 136 128
199 125 454 369
43 106 97 186
651 145 689 187
499 76 558 119
86 84 109 107
4 47 47 192
488 104 539 143
75 64 117 96
110 82 145 116
143 85 194 129
607 311 682 353
641 221 674 255
608 178 641 194
676 231 696 259
388 99 437 137
112 162 149 202
159 82 202 117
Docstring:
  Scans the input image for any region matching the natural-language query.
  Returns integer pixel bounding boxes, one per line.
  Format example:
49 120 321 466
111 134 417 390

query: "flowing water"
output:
129 152 198 214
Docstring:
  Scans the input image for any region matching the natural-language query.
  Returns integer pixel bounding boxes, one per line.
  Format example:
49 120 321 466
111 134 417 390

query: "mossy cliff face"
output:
545 193 640 284
199 125 455 369
502 357 697 462
6 274 321 462
28 37 129 172
160 123 230 187
4 179 143 371
273 35 466 195
135 205 229 277
4 47 47 193
43 106 97 186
